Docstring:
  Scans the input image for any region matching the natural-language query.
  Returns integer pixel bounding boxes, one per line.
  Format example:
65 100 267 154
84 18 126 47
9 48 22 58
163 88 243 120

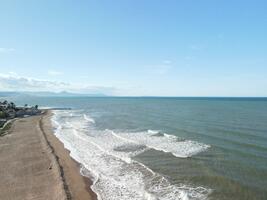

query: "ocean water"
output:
3 96 267 200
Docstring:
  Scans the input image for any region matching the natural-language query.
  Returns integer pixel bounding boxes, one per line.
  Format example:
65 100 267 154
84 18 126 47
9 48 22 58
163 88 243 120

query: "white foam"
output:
112 130 210 158
51 110 211 200
84 114 95 123
147 129 159 134
39 106 54 109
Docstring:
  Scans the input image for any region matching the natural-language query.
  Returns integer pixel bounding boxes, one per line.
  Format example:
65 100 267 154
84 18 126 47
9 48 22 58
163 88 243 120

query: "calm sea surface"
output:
2 96 267 200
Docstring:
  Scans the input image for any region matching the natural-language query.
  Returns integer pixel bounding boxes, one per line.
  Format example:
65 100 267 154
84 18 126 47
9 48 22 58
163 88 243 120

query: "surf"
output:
51 110 211 200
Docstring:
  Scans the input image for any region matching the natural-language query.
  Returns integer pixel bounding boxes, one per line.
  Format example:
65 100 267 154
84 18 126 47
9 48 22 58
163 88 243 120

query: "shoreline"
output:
0 110 97 200
40 110 98 200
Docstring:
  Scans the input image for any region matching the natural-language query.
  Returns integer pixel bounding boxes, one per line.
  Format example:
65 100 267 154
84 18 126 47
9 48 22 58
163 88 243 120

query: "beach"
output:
0 110 96 200
0 97 266 200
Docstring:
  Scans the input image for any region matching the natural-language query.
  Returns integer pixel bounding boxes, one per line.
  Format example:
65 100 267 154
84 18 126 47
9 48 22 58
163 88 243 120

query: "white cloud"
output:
0 73 115 95
0 48 15 53
48 70 63 76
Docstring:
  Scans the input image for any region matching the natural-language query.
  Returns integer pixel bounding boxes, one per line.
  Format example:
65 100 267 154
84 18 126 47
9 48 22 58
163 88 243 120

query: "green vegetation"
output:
0 121 12 136
0 111 7 119
0 100 41 136
0 100 40 122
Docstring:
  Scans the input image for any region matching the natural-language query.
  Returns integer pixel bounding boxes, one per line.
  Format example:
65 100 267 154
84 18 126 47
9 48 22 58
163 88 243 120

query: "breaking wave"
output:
51 110 211 200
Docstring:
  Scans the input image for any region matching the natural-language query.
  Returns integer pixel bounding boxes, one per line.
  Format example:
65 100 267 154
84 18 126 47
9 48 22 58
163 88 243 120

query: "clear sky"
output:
0 0 266 96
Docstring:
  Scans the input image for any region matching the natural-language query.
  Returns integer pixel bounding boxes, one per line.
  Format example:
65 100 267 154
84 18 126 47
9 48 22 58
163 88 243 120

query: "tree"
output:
10 102 15 109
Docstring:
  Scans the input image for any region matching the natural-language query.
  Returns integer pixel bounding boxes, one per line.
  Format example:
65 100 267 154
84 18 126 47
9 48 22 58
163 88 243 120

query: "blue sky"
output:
0 0 266 96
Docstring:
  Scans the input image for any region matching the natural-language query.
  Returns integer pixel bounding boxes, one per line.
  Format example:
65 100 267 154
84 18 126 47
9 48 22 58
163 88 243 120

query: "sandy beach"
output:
0 111 97 200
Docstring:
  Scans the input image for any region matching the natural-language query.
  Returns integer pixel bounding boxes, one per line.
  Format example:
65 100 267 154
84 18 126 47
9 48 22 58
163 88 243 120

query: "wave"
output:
51 110 211 200
83 114 95 123
112 130 210 158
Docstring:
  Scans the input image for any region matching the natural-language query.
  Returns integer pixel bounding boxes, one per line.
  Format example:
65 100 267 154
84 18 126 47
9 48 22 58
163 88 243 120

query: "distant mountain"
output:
0 92 21 97
0 91 108 97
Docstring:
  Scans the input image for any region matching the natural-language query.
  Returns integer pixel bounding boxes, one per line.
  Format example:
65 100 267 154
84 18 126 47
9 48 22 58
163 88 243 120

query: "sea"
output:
2 96 267 200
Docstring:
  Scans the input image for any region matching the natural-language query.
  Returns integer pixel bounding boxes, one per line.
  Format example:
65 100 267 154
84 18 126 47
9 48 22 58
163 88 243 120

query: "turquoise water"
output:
3 96 267 199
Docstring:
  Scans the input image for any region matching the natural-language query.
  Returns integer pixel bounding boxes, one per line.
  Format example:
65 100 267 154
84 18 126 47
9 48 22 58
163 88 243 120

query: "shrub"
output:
0 111 7 119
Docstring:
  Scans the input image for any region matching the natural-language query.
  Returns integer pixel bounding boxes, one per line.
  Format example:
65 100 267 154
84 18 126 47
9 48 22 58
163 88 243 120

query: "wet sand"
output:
0 111 97 200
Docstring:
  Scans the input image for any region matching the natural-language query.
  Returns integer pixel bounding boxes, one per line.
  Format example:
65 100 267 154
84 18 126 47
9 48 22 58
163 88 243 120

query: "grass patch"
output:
0 121 12 137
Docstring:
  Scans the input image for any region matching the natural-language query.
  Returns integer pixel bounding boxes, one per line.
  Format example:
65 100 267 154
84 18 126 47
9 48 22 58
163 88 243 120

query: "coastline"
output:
41 110 97 200
0 110 97 200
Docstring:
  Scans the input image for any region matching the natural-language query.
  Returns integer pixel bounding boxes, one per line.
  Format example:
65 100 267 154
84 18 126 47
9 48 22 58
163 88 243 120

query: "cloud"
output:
0 73 116 95
48 70 63 76
0 48 15 53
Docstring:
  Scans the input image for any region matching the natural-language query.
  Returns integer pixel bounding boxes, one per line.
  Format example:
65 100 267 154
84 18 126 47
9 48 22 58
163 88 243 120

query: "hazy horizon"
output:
1 90 267 98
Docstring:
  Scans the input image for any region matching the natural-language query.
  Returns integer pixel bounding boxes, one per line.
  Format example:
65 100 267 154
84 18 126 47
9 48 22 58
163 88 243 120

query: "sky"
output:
0 0 266 96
